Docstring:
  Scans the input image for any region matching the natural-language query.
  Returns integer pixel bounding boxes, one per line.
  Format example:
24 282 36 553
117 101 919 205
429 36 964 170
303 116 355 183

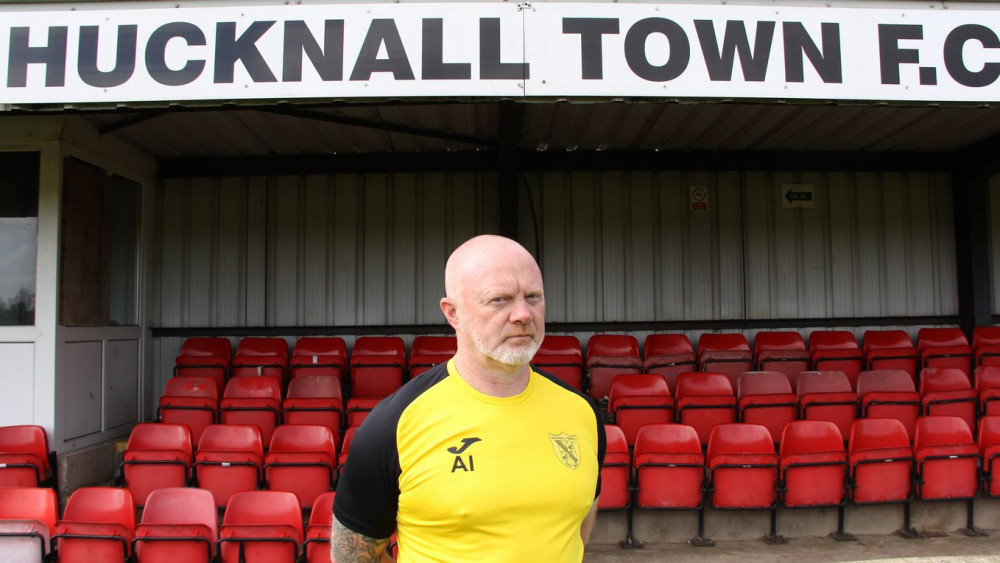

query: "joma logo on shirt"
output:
448 437 481 472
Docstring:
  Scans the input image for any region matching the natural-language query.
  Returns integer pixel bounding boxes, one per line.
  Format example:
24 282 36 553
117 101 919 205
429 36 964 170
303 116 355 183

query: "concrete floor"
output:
584 533 1000 562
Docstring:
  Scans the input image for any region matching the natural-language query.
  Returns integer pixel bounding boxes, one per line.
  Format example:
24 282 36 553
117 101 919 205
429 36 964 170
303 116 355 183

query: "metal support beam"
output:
497 101 526 240
953 168 993 334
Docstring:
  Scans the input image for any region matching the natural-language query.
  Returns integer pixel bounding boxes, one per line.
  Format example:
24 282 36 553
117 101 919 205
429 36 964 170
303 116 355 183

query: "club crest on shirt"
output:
549 432 580 470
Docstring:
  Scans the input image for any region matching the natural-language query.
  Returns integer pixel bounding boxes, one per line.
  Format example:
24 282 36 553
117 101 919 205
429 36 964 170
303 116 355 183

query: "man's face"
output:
456 262 545 367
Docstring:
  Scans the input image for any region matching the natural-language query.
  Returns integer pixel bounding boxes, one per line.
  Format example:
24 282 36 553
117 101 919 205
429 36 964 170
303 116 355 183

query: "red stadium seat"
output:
920 367 977 433
194 424 264 508
283 375 344 449
978 416 1000 497
809 331 862 390
290 337 347 382
303 492 335 563
707 424 778 509
174 337 232 393
918 328 972 376
531 335 584 390
348 336 406 398
0 425 54 488
338 426 357 473
975 365 1000 417
737 371 798 445
796 371 857 440
345 397 382 428
598 425 631 510
232 337 289 385
856 370 921 440
608 373 674 446
53 487 135 563
634 424 704 510
264 424 337 509
753 331 810 389
974 326 1000 367
218 490 303 563
220 376 283 446
408 335 457 378
847 418 913 504
585 334 642 402
779 421 847 507
913 416 979 501
642 334 696 395
157 376 218 445
862 330 917 383
0 487 57 563
697 333 753 388
120 423 192 507
132 487 217 562
675 372 737 445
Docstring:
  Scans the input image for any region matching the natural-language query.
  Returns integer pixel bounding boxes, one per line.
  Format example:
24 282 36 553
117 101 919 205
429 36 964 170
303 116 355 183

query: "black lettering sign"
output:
784 22 841 83
562 18 619 80
624 17 690 82
215 21 277 83
480 18 528 79
944 24 1000 87
78 25 136 88
282 20 344 82
695 20 774 81
146 22 206 87
350 19 415 81
7 27 67 87
422 18 471 80
878 24 921 85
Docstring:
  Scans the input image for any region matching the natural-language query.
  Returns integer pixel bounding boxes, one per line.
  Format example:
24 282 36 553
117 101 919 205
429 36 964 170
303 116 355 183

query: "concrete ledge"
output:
56 438 126 505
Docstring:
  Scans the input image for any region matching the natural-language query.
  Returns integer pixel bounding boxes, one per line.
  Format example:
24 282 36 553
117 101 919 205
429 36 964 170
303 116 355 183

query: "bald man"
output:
333 235 605 562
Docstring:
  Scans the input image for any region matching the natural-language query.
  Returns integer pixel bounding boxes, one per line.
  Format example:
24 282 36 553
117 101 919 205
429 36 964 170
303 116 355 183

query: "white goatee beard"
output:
462 318 543 367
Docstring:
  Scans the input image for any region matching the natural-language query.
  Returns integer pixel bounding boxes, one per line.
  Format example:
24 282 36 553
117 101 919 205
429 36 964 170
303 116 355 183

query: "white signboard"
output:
1 1 999 104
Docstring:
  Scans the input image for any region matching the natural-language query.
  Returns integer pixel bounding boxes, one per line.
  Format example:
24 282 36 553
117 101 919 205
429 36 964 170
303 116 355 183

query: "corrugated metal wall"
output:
152 169 957 328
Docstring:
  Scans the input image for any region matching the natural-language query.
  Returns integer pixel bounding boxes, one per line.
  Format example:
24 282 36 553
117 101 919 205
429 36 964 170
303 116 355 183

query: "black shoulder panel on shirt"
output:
333 362 451 539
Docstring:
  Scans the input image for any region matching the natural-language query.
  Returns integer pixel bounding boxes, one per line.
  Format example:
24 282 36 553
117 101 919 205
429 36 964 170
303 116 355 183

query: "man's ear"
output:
440 297 461 330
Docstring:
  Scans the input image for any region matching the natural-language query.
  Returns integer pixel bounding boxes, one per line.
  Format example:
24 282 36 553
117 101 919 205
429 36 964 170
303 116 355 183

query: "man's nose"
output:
509 297 533 323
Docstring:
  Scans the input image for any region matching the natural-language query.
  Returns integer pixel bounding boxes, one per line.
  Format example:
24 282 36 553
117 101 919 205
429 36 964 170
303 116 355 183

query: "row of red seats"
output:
120 423 336 511
608 368 998 447
600 416 1000 544
541 327 998 402
0 486 344 563
0 425 55 489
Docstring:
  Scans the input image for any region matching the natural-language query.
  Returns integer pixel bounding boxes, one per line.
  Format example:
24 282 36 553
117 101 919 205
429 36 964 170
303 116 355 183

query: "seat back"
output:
697 333 752 385
122 423 193 507
675 372 737 445
977 365 1000 416
54 487 135 563
175 338 232 391
233 337 289 383
633 424 704 509
779 421 846 507
0 487 57 561
979 416 1000 497
918 327 970 350
862 330 917 380
608 373 674 446
219 491 303 563
847 418 913 503
0 425 52 487
918 327 972 374
180 337 232 359
737 371 797 445
338 426 357 471
642 334 696 394
796 371 857 438
158 377 219 445
856 370 920 439
195 424 264 508
220 376 283 445
532 335 584 390
974 326 1000 367
290 337 347 381
753 331 809 385
706 424 778 509
920 367 976 432
349 336 406 398
913 416 979 500
304 492 335 563
598 425 630 510
264 425 337 509
585 334 642 401
134 488 217 561
808 331 862 389
408 336 457 378
283 376 344 447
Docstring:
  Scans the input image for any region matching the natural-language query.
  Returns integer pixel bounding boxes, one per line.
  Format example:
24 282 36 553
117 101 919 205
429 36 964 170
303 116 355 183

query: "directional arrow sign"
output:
782 184 815 209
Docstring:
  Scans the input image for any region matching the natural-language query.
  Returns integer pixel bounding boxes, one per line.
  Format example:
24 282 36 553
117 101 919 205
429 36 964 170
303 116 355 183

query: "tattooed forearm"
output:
332 517 391 563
